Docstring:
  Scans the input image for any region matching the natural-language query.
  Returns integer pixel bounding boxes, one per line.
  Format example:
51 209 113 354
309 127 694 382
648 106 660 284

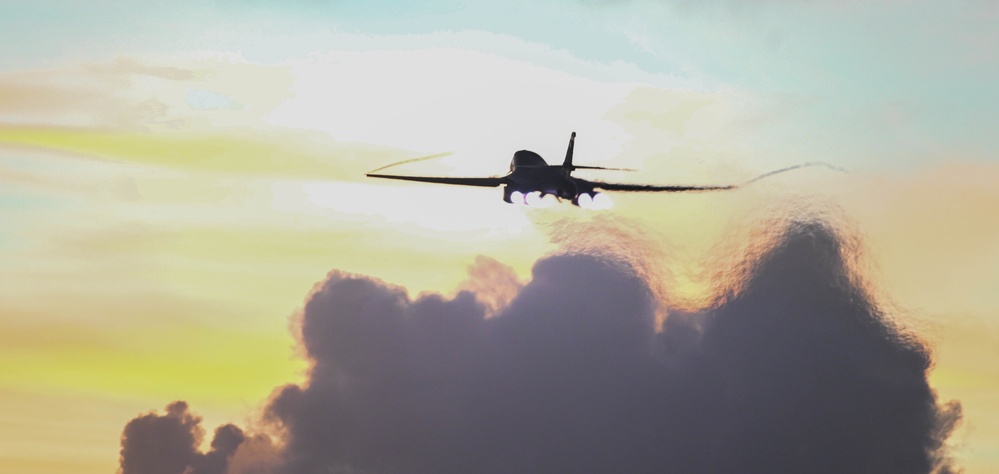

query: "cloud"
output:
0 58 197 129
0 55 290 133
121 220 960 473
186 89 242 111
119 401 245 474
457 255 524 315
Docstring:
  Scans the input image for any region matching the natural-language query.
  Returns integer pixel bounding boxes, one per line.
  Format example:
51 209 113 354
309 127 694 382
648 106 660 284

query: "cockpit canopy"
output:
509 150 547 171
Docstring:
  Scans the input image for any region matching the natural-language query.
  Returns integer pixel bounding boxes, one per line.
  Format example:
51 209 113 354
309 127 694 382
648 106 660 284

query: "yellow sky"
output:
1 49 997 473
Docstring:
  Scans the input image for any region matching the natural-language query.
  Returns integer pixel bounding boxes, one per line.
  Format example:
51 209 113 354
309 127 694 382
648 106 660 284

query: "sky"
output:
0 1 997 472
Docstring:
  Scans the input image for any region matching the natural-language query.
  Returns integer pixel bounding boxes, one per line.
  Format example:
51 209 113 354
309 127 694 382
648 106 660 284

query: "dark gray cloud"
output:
119 401 245 474
658 223 961 473
120 402 201 474
263 221 959 473
122 221 960 473
191 424 246 474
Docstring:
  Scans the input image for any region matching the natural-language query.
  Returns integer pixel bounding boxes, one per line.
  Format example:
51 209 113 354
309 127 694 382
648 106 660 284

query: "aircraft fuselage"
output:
502 150 595 204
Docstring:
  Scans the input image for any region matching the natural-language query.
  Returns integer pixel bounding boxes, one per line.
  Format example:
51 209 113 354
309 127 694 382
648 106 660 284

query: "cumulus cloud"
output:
458 255 524 316
119 401 245 474
121 221 961 473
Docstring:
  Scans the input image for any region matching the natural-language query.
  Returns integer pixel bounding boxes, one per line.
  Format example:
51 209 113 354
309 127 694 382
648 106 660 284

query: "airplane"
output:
366 132 837 207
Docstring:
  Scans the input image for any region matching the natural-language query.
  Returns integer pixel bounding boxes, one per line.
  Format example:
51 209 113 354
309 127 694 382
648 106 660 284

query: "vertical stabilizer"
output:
562 131 576 170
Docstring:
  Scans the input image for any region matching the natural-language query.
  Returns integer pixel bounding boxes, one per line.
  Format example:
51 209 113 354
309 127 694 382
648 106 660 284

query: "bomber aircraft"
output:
366 132 835 207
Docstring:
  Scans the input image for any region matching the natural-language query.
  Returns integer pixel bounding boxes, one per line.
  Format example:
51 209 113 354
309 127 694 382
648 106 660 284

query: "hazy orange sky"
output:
1 1 997 472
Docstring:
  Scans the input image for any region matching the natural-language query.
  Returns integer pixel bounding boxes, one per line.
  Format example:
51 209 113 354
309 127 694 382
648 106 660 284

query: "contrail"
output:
365 152 453 175
743 161 849 185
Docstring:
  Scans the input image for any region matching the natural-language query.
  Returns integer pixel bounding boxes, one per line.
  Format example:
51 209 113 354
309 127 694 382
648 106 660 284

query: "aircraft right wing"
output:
585 180 736 192
366 173 509 188
583 162 847 193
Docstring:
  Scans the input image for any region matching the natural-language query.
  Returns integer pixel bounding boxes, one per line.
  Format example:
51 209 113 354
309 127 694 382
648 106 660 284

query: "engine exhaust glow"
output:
525 192 555 208
508 191 556 208
508 191 609 209
578 192 613 210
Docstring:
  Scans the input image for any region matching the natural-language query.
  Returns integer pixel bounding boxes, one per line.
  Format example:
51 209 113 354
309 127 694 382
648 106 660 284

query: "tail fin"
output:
562 131 576 169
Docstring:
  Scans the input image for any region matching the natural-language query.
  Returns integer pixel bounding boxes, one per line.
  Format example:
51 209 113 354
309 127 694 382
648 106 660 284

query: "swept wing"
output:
366 173 508 188
584 179 735 193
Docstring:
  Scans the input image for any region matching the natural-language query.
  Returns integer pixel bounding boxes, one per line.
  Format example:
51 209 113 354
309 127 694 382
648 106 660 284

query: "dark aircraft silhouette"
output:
367 132 839 207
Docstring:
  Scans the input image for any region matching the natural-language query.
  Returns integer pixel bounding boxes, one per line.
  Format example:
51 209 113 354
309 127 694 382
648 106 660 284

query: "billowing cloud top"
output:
120 401 244 474
120 222 960 473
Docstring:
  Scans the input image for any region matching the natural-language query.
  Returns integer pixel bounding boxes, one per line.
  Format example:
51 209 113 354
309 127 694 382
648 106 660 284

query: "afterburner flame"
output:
525 192 555 208
510 191 525 205
578 193 613 210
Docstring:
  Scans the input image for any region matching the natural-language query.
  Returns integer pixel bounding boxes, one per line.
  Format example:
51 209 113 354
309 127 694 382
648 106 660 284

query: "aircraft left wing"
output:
366 173 508 188
584 179 735 192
